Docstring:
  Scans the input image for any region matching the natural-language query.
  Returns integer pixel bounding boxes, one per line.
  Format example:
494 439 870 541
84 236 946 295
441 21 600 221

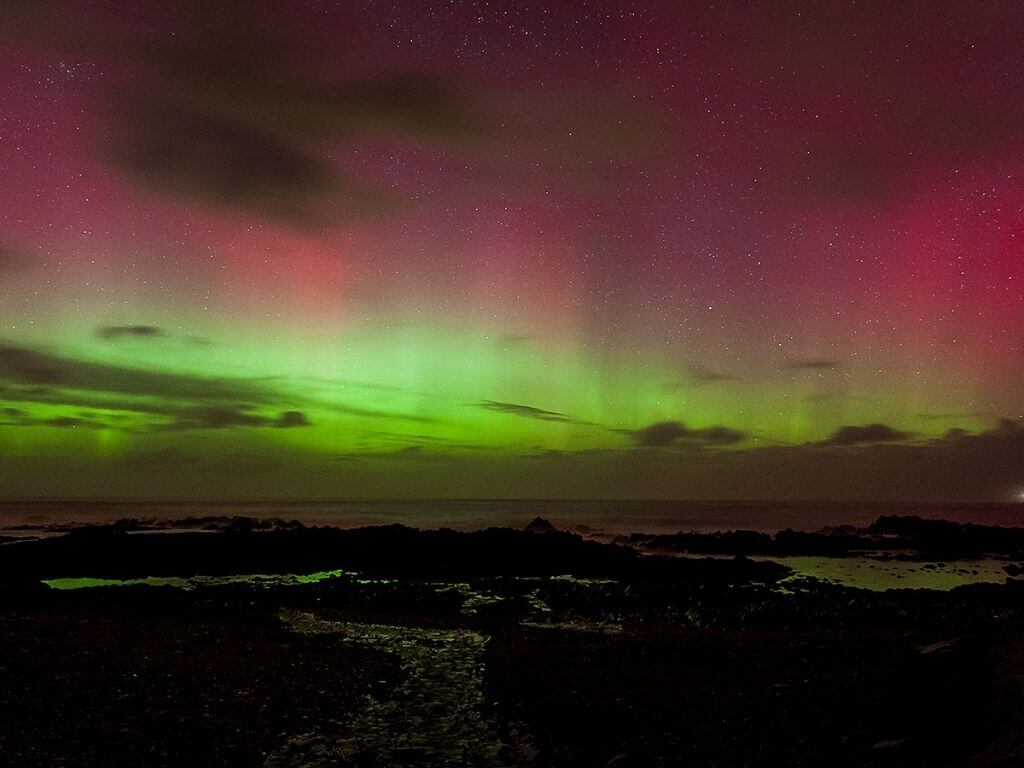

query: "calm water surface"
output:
2 499 1023 535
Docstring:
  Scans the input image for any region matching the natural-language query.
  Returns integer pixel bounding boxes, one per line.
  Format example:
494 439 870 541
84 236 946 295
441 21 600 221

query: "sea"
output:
1 498 1022 536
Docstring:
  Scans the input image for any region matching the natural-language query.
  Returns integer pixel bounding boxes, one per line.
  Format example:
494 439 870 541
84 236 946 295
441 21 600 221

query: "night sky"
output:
0 1 1021 501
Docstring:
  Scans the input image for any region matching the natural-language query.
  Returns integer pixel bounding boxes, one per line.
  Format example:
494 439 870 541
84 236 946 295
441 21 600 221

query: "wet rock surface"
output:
265 610 534 767
4 522 1024 766
0 600 402 767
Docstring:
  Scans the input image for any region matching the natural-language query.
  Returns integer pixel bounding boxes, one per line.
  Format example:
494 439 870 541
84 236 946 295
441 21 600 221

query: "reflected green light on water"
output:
764 556 1012 591
43 569 351 591
40 559 1018 593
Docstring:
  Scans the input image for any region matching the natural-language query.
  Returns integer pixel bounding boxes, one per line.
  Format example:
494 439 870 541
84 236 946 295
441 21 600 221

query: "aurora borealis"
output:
0 1 1021 500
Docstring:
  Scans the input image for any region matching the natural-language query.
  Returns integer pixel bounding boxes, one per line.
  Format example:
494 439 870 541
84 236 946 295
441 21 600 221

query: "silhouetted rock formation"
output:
525 516 557 534
3 517 1024 767
629 515 1024 559
0 523 787 588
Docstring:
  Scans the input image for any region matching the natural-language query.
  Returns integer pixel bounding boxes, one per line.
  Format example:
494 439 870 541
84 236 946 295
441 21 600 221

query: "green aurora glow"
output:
0 2 1022 501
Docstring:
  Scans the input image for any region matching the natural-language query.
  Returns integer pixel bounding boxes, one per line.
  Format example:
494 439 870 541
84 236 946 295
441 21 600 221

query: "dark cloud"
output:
741 418 1024 500
158 407 311 431
0 342 430 429
478 401 572 423
109 97 395 229
39 416 110 429
323 401 440 425
0 343 268 401
633 421 687 447
165 407 272 430
363 431 471 448
0 347 67 386
824 423 913 446
96 325 165 341
96 325 214 346
501 418 1024 501
696 426 749 446
0 1 477 229
784 359 840 371
978 418 1023 440
632 420 746 448
690 367 737 383
0 408 117 430
2 407 1021 500
392 445 424 458
276 411 310 429
0 3 666 230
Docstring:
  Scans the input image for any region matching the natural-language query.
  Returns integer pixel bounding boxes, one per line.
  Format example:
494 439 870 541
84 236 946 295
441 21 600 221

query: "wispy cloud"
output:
0 342 433 431
96 324 214 345
690 366 738 383
477 400 572 423
157 406 311 431
96 325 164 341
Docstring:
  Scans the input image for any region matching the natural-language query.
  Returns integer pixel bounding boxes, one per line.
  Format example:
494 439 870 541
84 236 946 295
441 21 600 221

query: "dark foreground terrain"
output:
3 517 1024 767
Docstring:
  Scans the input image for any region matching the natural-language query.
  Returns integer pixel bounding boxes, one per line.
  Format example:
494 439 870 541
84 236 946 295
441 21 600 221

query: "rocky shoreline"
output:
3 517 1024 766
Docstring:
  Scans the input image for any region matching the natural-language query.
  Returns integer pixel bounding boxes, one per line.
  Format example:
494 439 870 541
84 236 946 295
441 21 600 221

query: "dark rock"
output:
525 517 557 534
224 517 255 536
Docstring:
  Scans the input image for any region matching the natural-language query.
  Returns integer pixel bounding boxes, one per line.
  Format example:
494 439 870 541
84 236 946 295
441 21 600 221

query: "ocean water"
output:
1 498 1022 535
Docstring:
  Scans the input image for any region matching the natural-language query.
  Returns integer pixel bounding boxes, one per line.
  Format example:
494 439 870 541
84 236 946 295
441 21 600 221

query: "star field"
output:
0 1 1021 500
